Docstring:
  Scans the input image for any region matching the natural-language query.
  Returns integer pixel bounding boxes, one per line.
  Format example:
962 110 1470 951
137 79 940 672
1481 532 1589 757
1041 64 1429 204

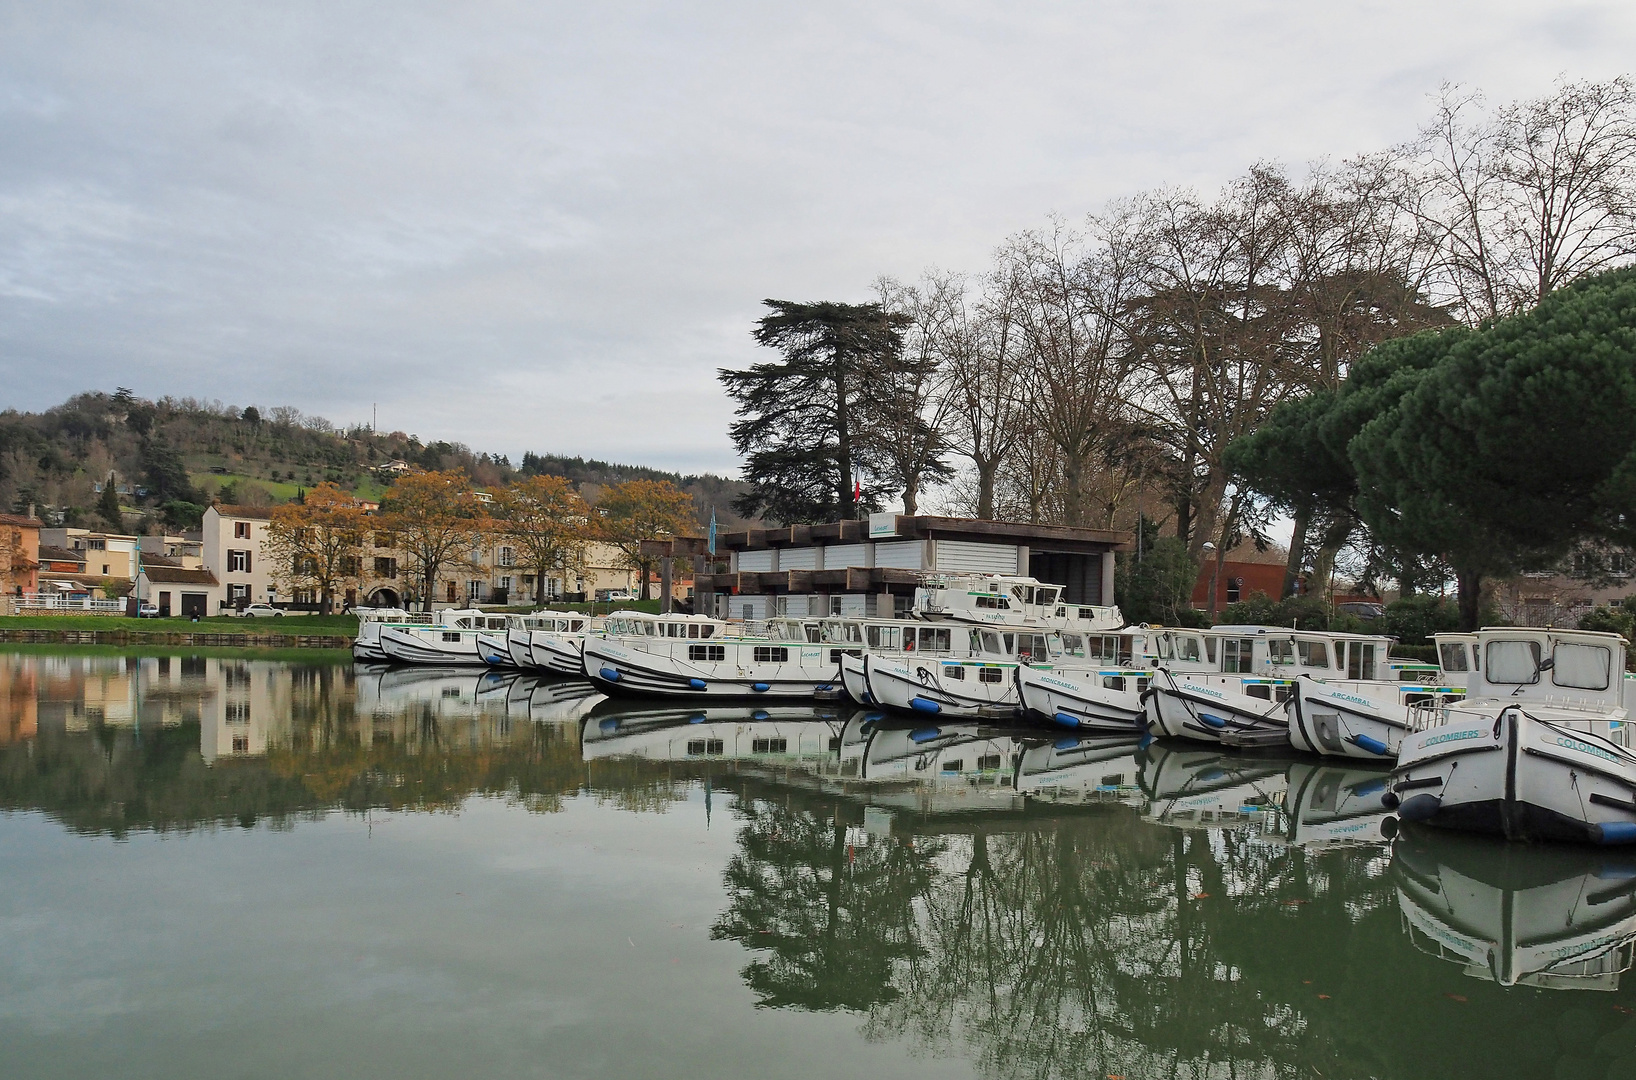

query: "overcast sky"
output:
2 2 1633 476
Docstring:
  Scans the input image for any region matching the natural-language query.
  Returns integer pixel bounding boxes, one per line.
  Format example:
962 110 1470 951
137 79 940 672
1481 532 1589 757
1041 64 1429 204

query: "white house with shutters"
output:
201 504 278 613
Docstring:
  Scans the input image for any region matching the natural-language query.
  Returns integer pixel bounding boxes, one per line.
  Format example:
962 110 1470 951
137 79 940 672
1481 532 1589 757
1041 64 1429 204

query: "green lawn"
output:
1 613 359 633
0 642 353 662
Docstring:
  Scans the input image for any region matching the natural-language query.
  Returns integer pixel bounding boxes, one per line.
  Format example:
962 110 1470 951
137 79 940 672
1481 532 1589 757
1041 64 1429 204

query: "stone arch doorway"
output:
366 587 401 609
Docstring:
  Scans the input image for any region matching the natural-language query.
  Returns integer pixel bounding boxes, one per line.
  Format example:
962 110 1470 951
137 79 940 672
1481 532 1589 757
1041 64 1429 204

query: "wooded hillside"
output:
0 390 753 532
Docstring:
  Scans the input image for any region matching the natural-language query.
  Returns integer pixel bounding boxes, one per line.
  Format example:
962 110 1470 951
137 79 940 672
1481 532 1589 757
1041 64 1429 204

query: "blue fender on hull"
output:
688 715 707 724
752 710 770 722
688 678 707 690
1351 733 1391 756
751 683 770 693
909 727 942 743
1052 711 1082 729
910 696 942 714
599 667 621 682
1592 822 1636 845
1198 713 1228 729
598 718 620 732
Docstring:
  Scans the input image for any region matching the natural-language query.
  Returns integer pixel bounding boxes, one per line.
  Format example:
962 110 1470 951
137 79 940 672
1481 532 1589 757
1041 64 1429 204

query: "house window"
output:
1614 552 1630 577
467 580 484 600
228 550 250 573
1226 577 1242 603
225 701 250 724
228 584 251 604
88 539 106 551
499 547 515 568
374 557 397 578
234 522 251 540
446 581 457 602
231 736 249 755
373 531 396 549
101 565 110 575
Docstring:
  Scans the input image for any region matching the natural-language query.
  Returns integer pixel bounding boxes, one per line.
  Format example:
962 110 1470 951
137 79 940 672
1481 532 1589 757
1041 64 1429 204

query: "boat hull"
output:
530 631 589 678
1390 706 1636 844
1146 670 1291 747
583 639 842 700
379 626 487 666
1287 676 1412 760
861 654 1022 719
1017 666 1146 736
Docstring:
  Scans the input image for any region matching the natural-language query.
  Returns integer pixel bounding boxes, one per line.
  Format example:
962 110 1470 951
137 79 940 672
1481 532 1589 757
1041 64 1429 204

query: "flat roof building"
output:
653 512 1130 619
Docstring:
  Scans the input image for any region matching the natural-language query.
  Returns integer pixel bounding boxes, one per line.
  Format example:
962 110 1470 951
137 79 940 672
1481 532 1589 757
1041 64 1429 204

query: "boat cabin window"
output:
1220 638 1254 674
916 627 952 653
1295 640 1328 668
1203 637 1216 663
1173 635 1204 663
1552 641 1612 691
867 625 901 651
975 595 1011 610
1016 634 1050 663
1060 633 1086 658
1268 640 1295 665
1439 642 1469 672
1345 642 1378 681
1486 639 1541 684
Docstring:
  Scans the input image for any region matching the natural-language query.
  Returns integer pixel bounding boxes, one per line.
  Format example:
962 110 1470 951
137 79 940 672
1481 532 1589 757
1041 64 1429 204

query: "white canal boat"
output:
1387 628 1636 844
1286 674 1467 761
472 611 594 675
1147 626 1395 748
583 613 845 699
375 609 501 666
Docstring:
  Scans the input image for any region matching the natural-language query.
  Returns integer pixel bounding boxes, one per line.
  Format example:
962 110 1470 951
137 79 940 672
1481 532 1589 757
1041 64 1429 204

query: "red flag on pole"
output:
853 479 861 502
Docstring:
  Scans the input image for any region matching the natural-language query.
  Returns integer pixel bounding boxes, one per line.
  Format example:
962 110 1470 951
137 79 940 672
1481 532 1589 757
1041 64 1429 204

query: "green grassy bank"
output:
0 614 358 633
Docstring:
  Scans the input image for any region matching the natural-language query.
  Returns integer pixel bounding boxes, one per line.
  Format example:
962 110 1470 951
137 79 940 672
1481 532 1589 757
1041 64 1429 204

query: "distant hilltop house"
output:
374 459 412 476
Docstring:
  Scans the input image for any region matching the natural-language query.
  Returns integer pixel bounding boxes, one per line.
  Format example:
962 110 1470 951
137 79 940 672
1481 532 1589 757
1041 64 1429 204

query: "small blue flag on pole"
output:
708 506 717 556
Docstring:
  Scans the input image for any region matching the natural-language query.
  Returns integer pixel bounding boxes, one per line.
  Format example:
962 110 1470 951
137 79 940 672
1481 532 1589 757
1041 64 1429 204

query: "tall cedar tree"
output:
720 300 909 524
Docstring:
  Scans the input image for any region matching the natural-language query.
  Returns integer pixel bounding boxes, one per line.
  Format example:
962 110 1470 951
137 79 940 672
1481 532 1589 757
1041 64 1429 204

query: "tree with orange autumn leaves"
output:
265 482 370 614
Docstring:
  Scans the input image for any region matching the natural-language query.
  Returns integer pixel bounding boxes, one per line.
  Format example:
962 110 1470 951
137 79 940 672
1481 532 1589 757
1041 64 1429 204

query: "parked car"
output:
136 602 160 618
598 591 635 602
1336 601 1385 620
237 603 286 618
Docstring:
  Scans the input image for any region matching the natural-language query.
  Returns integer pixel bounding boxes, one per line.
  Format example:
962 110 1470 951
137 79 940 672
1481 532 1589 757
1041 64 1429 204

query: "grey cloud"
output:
1 0 1633 474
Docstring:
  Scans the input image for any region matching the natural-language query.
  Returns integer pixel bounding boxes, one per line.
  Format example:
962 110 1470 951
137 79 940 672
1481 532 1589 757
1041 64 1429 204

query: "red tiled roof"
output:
212 505 275 520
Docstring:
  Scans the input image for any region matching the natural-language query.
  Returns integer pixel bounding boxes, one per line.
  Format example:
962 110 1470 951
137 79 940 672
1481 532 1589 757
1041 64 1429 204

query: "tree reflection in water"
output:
711 796 940 1010
714 787 1408 1080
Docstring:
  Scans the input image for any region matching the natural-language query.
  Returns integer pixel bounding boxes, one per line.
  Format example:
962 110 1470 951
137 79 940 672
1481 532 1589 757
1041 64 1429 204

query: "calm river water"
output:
4 650 1636 1080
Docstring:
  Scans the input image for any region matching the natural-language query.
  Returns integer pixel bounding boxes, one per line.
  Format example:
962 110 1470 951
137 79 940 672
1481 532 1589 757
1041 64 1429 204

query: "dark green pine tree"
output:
97 474 123 532
719 300 908 524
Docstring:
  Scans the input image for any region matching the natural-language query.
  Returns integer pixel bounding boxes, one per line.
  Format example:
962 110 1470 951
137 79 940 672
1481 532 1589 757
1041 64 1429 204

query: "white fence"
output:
16 593 127 615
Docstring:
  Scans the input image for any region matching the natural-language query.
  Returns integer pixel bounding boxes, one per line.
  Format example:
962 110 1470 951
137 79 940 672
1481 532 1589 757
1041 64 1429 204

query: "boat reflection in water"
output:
579 702 845 763
1012 731 1146 807
1394 830 1636 990
1138 743 1291 831
1280 760 1397 850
